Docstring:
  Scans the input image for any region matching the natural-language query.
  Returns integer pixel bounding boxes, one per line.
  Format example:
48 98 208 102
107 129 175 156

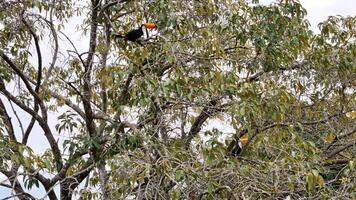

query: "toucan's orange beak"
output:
239 136 248 145
143 23 158 29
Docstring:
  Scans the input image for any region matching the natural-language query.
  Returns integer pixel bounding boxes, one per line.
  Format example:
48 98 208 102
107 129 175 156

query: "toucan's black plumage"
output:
114 23 157 43
228 139 243 156
115 24 144 42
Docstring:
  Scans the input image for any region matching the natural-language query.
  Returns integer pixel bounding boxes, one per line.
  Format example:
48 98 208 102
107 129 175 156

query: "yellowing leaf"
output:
346 111 356 119
324 132 335 142
316 175 324 186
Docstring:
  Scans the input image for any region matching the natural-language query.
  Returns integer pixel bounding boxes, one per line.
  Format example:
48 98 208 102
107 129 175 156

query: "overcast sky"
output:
0 0 355 198
260 0 356 32
300 0 355 31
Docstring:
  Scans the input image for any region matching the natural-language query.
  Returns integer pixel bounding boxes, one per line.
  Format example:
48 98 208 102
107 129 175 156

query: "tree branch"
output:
0 50 41 103
98 4 111 198
0 81 63 172
17 14 44 145
247 61 308 82
59 31 86 67
185 98 220 147
27 13 59 88
0 98 15 140
326 140 356 159
81 0 99 140
1 170 36 200
117 72 133 108
50 92 86 118
10 71 86 120
8 100 25 137
21 12 43 92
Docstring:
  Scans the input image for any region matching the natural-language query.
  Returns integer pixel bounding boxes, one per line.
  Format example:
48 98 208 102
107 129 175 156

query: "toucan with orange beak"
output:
228 135 249 156
114 23 158 43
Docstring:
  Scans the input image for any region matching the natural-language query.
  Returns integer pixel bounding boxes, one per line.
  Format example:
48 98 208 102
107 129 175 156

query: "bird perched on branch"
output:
228 135 249 156
113 23 158 44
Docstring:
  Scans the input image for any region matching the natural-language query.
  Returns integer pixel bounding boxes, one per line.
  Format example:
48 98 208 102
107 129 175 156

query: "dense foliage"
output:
0 0 355 199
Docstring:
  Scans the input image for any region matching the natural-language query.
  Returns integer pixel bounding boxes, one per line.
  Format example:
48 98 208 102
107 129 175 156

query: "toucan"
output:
228 135 248 156
114 23 158 43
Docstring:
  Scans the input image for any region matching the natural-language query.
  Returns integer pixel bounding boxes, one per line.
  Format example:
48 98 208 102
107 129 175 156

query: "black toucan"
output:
114 23 158 43
228 135 248 156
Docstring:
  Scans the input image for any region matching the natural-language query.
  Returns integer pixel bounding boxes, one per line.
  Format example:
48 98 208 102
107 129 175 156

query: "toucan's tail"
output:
113 34 124 39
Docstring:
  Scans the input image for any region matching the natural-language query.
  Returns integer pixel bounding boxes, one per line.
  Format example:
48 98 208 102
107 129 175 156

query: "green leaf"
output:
175 169 185 181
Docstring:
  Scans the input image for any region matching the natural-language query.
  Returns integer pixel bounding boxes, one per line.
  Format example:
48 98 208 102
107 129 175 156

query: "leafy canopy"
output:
0 0 355 199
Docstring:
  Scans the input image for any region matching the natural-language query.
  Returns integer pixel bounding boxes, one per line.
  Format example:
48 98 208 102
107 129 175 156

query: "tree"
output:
0 0 355 199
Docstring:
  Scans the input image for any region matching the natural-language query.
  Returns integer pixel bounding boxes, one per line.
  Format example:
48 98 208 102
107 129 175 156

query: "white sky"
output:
259 0 356 32
0 0 355 198
301 0 356 30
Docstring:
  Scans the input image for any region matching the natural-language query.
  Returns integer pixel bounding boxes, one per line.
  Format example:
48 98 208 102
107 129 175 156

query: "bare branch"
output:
27 13 59 88
59 31 86 67
23 115 37 144
50 92 86 118
338 128 356 140
1 194 35 200
0 98 15 140
116 72 134 108
81 0 100 142
327 140 356 159
247 61 308 82
301 112 346 125
51 149 90 185
185 98 220 147
21 12 43 92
